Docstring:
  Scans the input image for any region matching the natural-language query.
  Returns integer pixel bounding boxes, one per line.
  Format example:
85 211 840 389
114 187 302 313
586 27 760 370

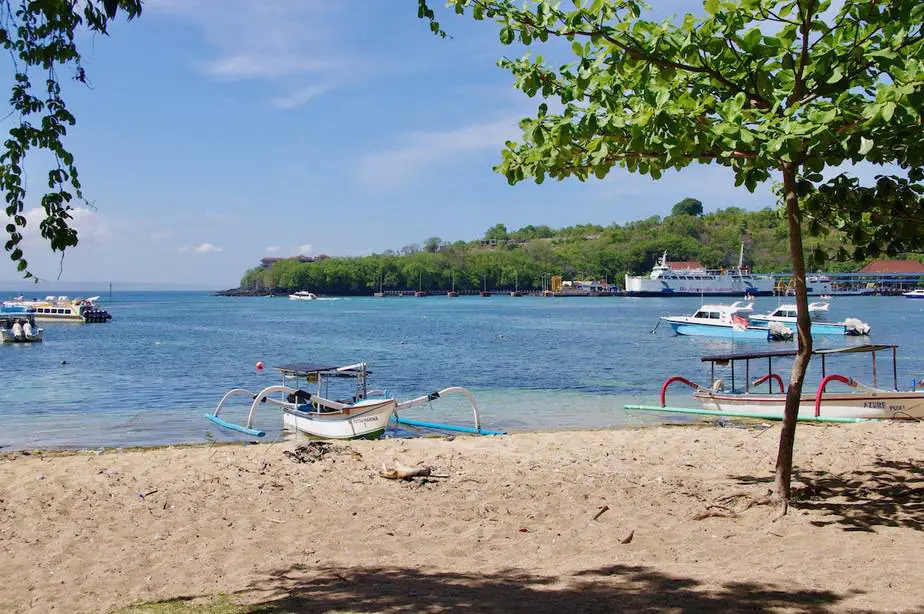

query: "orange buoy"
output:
256 361 265 371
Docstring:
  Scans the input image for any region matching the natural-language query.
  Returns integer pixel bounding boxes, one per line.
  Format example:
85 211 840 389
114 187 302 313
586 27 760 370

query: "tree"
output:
671 198 704 217
423 236 443 252
2 0 142 277
427 0 924 506
483 223 509 241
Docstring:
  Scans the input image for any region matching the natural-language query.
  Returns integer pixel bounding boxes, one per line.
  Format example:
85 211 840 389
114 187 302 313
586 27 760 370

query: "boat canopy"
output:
275 362 368 377
700 344 897 364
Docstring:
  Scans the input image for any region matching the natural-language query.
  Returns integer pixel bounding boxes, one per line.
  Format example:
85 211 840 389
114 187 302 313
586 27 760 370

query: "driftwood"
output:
592 505 610 521
380 460 433 480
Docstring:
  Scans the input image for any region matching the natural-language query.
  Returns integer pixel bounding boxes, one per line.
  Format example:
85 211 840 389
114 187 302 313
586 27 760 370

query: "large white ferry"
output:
625 251 774 297
2 296 112 323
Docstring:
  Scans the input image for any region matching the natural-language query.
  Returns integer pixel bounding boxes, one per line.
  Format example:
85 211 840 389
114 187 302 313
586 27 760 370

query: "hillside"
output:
237 205 892 295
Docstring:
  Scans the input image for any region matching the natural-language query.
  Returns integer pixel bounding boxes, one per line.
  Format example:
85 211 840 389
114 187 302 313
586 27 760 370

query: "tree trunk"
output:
775 162 814 505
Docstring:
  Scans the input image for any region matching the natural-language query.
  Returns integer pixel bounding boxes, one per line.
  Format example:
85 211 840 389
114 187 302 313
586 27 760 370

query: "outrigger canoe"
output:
631 344 924 421
206 361 503 439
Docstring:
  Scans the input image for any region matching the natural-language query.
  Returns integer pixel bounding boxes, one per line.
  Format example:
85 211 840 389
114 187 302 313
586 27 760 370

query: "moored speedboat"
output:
649 345 924 420
288 291 318 301
904 289 924 299
660 302 793 341
206 361 501 439
0 314 44 343
749 303 870 336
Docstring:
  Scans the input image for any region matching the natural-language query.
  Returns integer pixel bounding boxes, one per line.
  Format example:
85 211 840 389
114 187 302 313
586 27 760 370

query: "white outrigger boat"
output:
660 302 794 341
633 345 924 421
748 302 871 336
206 361 503 439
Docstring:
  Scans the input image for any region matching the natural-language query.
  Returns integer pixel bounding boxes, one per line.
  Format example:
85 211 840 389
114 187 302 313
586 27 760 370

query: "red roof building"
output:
857 259 924 274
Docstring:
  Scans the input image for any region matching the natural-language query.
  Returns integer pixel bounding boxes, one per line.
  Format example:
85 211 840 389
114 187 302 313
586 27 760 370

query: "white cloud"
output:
150 229 173 241
271 84 332 109
148 0 358 89
193 243 224 253
295 244 312 255
355 116 522 189
265 246 280 253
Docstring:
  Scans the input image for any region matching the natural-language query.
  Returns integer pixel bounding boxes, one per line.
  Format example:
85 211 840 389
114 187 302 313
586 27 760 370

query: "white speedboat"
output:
0 314 44 343
748 303 870 336
904 289 924 299
652 345 924 421
288 291 318 301
3 295 111 323
660 302 793 341
625 248 774 297
206 361 501 439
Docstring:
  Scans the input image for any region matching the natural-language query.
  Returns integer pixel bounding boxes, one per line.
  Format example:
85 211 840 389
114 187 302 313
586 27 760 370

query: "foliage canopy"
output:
1 0 141 277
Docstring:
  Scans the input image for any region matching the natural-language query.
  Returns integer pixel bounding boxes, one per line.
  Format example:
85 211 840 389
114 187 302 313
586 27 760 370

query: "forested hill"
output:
238 202 882 295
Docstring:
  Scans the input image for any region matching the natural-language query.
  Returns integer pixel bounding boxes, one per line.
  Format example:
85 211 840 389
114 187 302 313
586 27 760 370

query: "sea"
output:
1 291 921 450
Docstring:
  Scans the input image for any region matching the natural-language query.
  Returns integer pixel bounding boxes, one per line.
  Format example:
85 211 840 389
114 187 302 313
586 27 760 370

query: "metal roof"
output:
701 344 897 363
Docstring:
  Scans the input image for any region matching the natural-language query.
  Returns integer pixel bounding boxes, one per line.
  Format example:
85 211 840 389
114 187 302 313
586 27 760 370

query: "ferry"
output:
625 249 774 297
2 296 112 323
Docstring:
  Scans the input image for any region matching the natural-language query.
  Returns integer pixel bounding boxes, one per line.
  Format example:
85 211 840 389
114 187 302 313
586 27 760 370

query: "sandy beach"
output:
1 422 922 613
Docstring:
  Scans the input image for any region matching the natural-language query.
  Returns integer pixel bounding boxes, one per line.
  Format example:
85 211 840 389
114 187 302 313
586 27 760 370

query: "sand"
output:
1 423 922 613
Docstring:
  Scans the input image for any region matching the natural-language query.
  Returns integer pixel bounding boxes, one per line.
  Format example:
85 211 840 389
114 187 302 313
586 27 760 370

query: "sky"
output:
0 0 877 288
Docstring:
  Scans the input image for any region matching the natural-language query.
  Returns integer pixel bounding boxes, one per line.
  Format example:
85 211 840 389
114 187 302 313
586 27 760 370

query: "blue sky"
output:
0 0 865 288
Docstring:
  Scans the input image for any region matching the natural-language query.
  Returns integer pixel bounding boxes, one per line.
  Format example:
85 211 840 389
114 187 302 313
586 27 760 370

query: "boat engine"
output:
844 318 871 336
11 321 23 340
22 321 33 338
768 321 794 341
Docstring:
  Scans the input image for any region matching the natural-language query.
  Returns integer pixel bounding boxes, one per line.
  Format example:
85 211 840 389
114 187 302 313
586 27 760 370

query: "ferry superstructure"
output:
625 251 774 297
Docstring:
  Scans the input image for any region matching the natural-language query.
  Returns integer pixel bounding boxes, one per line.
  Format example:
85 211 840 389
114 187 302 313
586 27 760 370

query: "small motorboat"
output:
660 302 793 341
644 344 924 421
206 361 503 439
903 289 924 299
748 303 870 336
0 314 44 343
288 291 318 301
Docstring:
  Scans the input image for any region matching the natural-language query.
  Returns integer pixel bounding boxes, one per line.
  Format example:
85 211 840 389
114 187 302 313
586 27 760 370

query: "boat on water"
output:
0 312 43 343
288 291 318 301
625 248 774 297
2 296 111 323
749 302 871 336
206 361 502 440
660 302 793 341
645 345 924 421
904 289 924 299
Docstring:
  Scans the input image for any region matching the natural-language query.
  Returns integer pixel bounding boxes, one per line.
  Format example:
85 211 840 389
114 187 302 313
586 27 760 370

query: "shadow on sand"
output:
731 458 923 532
235 564 855 613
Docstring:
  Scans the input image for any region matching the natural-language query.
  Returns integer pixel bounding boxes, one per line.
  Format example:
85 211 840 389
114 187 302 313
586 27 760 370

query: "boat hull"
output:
0 330 43 343
694 390 924 420
282 398 396 440
665 320 776 340
748 316 849 336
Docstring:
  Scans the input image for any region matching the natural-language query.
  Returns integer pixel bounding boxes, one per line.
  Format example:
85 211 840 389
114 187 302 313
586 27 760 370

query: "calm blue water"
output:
1 292 922 449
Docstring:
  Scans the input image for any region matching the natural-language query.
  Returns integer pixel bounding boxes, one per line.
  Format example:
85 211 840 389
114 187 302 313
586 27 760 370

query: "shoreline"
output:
2 423 922 613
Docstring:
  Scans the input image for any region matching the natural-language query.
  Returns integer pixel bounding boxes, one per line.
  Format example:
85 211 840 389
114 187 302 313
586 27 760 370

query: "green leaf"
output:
859 137 874 155
704 0 719 15
881 102 896 122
